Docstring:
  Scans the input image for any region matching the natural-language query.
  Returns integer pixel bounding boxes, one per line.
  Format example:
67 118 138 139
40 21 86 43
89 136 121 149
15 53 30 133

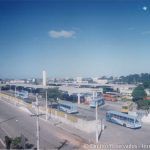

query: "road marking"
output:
0 126 11 137
0 138 5 147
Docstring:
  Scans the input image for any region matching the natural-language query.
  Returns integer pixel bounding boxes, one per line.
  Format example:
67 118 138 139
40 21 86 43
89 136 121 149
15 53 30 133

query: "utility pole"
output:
46 90 48 121
36 96 40 150
95 101 98 143
15 86 17 106
93 91 95 100
0 84 1 99
31 95 45 150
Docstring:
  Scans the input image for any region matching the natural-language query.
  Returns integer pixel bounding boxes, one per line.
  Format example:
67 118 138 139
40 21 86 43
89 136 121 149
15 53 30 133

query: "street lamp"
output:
35 94 40 150
30 94 40 150
95 100 98 143
46 89 48 121
0 84 1 99
15 86 17 106
31 94 45 150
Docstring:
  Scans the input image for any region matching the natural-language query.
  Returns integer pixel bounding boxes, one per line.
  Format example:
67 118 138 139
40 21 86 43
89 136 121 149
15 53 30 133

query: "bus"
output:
121 101 133 113
58 103 78 114
16 91 28 99
106 110 141 129
90 97 105 108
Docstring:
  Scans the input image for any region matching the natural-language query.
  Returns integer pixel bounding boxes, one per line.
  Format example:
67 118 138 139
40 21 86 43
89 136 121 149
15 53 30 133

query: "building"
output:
76 77 82 83
9 80 25 84
93 78 108 84
145 89 150 96
42 70 47 86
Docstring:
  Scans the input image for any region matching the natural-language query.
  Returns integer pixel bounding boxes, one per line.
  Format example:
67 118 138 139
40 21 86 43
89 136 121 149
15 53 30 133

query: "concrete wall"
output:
39 106 104 133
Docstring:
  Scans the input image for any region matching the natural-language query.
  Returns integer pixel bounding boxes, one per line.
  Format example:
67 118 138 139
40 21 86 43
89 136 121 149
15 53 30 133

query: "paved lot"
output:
98 122 150 148
86 118 150 150
73 101 122 121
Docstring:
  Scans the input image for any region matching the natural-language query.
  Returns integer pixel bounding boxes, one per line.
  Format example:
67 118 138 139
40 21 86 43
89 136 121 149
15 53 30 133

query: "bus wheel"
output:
123 123 126 127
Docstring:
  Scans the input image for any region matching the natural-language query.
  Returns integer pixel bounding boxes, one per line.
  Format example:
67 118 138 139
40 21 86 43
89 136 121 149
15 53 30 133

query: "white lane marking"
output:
0 138 5 147
0 126 11 137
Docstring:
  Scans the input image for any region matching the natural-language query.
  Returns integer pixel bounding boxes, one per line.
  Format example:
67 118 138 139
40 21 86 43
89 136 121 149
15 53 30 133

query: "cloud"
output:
128 27 135 31
141 30 150 35
142 6 148 11
48 30 76 38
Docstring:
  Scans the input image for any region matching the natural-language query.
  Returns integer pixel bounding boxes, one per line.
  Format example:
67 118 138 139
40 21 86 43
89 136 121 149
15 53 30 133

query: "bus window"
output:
106 110 142 129
135 119 140 123
122 106 128 109
129 118 134 123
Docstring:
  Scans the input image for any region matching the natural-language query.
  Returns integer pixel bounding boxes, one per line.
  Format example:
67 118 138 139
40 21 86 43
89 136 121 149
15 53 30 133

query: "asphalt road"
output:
0 98 85 149
73 101 122 121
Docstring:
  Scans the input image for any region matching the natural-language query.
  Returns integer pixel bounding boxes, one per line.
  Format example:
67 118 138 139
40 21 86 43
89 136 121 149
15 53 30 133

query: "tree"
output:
132 85 147 102
143 81 150 89
47 88 62 100
132 85 150 111
42 88 62 105
5 136 12 149
11 136 22 149
114 73 150 84
137 100 150 114
5 135 33 149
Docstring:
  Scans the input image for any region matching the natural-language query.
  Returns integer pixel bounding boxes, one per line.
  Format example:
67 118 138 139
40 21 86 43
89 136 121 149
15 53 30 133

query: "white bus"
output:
58 103 78 114
106 110 141 129
90 97 105 108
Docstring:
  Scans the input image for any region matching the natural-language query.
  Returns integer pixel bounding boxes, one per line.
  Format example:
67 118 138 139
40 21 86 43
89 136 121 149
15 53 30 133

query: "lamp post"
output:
46 90 48 121
36 95 40 150
95 101 98 143
31 94 45 150
15 86 17 106
31 95 40 150
0 84 1 99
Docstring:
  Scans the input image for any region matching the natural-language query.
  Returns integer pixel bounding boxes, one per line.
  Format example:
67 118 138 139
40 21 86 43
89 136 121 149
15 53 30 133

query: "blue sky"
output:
0 0 150 78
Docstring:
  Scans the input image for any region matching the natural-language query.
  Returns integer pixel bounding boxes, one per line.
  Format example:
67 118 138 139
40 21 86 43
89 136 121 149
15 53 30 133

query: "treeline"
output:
115 73 150 87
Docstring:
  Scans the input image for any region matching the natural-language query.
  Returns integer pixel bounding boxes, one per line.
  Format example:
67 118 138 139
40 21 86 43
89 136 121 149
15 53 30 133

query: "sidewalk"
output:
50 118 90 142
28 106 91 144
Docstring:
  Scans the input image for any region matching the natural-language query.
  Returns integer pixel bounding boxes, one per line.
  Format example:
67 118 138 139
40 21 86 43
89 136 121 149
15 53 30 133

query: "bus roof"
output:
59 100 77 106
107 110 137 120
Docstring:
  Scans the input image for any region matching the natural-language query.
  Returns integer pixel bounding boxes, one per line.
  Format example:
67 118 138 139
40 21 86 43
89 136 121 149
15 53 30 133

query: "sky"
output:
0 0 150 79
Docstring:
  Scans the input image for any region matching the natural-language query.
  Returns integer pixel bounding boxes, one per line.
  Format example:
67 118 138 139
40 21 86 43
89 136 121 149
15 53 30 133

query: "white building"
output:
10 80 25 84
42 70 47 86
145 89 150 96
119 87 133 96
93 78 108 84
76 77 82 83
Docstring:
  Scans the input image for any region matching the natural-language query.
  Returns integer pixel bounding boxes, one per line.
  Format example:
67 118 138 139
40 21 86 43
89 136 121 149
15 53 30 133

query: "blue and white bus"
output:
106 110 141 129
90 98 105 108
16 90 28 99
58 103 78 114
